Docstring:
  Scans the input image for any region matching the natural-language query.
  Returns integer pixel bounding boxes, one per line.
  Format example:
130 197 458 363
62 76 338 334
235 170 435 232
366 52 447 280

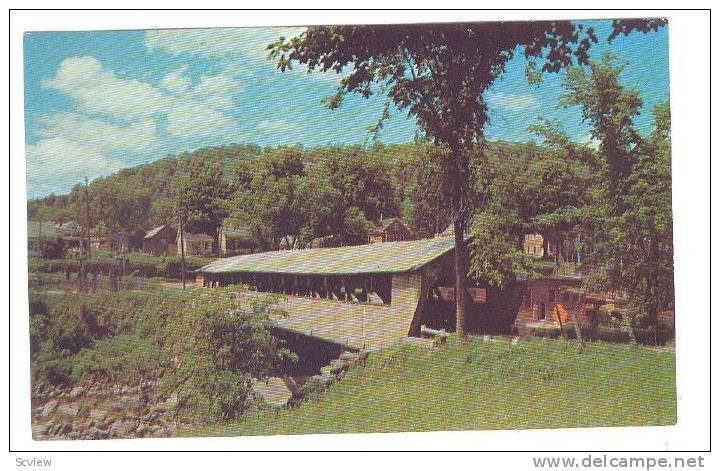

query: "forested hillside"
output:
26 140 539 242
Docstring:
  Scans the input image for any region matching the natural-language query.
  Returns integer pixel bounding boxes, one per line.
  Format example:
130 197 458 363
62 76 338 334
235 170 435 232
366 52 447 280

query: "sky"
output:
23 20 669 199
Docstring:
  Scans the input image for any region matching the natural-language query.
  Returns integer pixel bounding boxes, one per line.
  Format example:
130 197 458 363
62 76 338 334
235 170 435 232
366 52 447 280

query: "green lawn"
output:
186 337 676 437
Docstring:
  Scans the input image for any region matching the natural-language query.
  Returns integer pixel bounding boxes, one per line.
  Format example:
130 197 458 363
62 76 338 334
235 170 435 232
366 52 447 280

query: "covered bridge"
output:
198 236 475 348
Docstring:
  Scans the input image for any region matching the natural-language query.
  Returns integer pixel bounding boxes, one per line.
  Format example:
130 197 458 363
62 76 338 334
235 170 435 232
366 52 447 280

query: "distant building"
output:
220 223 255 256
114 229 146 253
142 225 177 256
509 275 672 338
177 231 214 256
27 221 60 255
368 218 414 244
523 233 545 258
306 234 337 249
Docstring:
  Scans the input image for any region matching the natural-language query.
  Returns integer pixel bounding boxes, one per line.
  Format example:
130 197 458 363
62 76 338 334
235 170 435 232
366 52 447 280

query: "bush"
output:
29 288 294 424
71 335 170 384
29 253 214 280
38 236 66 259
160 291 295 422
527 323 673 345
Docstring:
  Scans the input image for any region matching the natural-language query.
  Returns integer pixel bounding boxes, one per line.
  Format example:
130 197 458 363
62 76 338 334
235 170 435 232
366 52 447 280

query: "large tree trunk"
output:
453 218 469 341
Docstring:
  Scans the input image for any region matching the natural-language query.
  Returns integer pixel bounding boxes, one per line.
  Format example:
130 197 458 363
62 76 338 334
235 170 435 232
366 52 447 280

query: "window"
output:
538 302 546 320
524 290 532 308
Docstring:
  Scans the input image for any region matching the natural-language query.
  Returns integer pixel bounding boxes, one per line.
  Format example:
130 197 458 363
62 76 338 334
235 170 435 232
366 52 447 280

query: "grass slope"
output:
190 337 676 436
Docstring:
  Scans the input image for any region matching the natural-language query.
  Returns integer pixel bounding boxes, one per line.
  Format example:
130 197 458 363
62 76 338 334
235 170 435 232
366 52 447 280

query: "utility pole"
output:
84 177 91 260
37 220 43 261
177 200 186 290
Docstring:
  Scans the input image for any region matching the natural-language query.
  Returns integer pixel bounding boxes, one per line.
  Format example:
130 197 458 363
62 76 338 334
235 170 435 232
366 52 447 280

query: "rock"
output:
31 422 52 438
119 396 144 410
110 420 134 437
57 404 79 418
69 386 85 398
149 403 166 414
89 409 107 421
165 392 178 406
86 426 109 440
41 400 59 417
483 334 492 342
67 431 81 439
136 422 148 435
60 422 73 434
339 351 359 362
316 374 335 386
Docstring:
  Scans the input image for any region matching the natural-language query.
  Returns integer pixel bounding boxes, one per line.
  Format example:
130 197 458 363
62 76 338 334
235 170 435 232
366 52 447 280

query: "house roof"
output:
182 232 214 242
223 222 253 240
372 217 404 232
143 225 169 240
28 221 59 239
200 235 466 275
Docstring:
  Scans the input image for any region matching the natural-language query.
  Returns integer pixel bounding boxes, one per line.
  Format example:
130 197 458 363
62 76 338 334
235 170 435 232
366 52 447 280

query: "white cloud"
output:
486 91 539 112
188 74 238 109
35 112 157 153
166 102 237 139
257 119 296 133
43 56 167 120
144 27 305 64
26 137 123 196
160 66 192 93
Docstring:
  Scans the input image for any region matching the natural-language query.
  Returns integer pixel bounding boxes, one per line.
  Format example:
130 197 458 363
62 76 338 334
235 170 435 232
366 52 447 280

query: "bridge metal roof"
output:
200 236 463 276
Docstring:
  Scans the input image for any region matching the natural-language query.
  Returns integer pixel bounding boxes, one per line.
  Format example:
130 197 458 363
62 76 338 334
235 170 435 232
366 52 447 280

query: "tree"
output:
269 20 664 339
231 148 308 251
174 157 233 254
404 146 456 238
467 135 592 288
561 55 674 344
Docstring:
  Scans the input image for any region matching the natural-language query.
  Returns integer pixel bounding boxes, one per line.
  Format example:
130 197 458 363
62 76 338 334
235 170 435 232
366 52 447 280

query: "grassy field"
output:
187 337 676 437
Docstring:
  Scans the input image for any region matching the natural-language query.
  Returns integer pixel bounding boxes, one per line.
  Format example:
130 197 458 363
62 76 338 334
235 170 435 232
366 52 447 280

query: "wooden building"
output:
368 218 414 244
220 223 255 256
199 236 484 342
142 225 177 256
177 231 214 256
523 234 545 258
514 276 616 335
27 221 60 256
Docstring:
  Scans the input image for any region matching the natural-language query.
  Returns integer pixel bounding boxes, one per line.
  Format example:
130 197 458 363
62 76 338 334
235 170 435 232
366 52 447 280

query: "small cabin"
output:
142 225 177 256
220 223 255 256
368 218 414 244
177 231 214 256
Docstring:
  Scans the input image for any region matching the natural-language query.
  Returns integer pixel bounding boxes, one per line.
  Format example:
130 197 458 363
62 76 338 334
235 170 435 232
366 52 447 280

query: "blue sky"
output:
24 21 669 198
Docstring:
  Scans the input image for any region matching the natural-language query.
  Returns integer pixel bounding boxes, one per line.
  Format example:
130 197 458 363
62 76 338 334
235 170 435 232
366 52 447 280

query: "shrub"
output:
30 253 214 280
71 335 170 384
161 291 295 422
29 287 295 424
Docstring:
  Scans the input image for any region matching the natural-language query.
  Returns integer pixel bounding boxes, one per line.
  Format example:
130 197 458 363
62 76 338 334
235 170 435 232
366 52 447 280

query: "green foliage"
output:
468 135 592 287
160 291 295 422
29 253 212 279
37 236 66 259
29 288 292 423
174 156 233 255
71 335 170 384
561 55 674 341
231 145 401 250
